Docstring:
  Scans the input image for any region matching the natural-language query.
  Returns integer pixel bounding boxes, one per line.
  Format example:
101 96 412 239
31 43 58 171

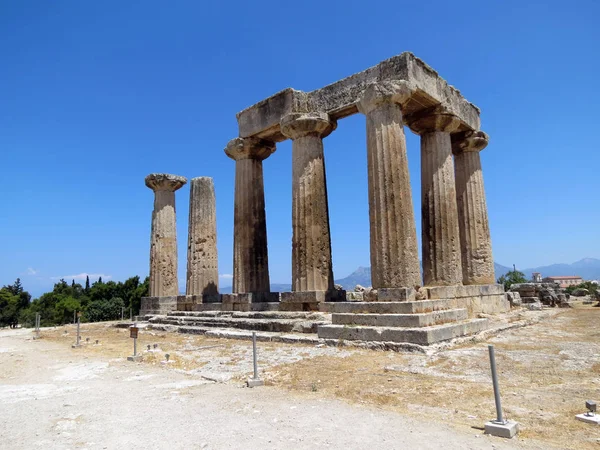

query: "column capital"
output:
357 81 414 115
280 112 336 140
406 107 462 135
145 173 187 192
225 137 276 161
451 130 489 154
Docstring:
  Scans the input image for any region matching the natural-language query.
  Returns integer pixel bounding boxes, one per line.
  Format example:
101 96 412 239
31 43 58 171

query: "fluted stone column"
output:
225 137 275 293
186 177 219 296
357 82 421 289
145 173 187 297
452 130 495 285
280 112 336 292
408 111 463 286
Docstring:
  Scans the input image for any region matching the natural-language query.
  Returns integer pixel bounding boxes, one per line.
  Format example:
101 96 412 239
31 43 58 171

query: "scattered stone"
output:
572 288 590 297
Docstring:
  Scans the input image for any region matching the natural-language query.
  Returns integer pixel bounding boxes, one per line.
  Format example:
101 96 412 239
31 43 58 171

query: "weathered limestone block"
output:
506 291 522 307
225 138 275 294
408 109 463 286
452 130 495 285
145 173 187 297
357 82 421 289
280 112 336 292
140 296 178 316
186 177 219 296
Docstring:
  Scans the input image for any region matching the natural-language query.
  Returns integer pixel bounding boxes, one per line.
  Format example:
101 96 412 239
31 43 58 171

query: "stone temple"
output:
140 52 511 347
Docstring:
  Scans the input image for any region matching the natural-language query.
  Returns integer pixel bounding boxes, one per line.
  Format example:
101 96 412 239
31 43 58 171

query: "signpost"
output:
127 324 142 362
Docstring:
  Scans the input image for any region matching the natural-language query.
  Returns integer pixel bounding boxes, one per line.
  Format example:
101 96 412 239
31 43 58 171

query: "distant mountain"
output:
219 258 599 293
335 266 371 290
517 258 600 281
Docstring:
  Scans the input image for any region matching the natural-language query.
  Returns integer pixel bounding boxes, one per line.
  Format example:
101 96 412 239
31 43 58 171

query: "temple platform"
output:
139 285 510 347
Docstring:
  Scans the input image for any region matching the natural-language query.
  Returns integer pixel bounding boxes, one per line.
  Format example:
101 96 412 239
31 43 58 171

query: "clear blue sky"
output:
1 1 598 297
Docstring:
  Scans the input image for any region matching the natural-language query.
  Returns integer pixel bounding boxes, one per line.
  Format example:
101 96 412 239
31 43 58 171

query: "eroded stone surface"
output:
452 131 495 285
414 114 463 287
225 138 275 294
281 113 335 292
358 83 421 289
186 177 218 296
146 173 187 297
236 53 481 141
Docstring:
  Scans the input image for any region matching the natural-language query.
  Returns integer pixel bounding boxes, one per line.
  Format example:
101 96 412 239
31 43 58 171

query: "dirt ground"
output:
1 306 599 449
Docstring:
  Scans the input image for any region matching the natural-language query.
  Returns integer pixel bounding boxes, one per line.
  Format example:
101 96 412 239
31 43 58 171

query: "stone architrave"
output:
186 177 219 296
280 112 336 292
408 109 463 286
225 138 275 294
357 82 421 289
452 130 495 285
145 173 187 297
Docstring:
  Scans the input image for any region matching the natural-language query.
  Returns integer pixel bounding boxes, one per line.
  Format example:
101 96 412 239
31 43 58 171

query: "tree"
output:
0 288 20 328
85 297 124 322
497 270 527 291
85 275 90 294
98 276 103 284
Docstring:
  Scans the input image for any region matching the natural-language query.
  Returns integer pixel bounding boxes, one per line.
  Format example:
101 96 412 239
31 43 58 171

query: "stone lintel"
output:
376 287 417 302
225 137 276 161
236 52 480 140
451 130 489 155
145 173 187 191
425 284 504 300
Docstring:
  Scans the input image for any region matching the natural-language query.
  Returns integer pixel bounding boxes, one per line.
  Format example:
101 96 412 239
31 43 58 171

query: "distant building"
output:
532 272 542 283
542 275 583 288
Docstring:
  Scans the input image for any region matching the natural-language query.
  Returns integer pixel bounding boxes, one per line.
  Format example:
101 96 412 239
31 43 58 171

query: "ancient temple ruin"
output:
140 52 511 346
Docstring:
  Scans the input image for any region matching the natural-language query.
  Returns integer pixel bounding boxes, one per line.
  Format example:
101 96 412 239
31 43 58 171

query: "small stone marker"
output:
247 332 264 388
71 313 82 348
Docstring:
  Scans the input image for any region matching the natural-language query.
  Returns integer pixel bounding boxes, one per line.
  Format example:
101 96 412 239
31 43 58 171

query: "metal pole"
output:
488 345 505 423
252 332 258 380
130 308 133 321
77 316 81 346
134 337 137 356
73 310 76 324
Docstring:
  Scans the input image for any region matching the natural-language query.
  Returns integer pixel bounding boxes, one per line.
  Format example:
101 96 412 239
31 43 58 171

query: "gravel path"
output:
0 327 523 449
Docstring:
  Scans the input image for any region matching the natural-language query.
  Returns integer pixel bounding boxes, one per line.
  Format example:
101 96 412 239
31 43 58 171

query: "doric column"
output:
357 82 421 289
145 173 187 297
280 112 336 292
186 177 219 296
452 130 495 285
408 110 463 286
225 137 275 293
